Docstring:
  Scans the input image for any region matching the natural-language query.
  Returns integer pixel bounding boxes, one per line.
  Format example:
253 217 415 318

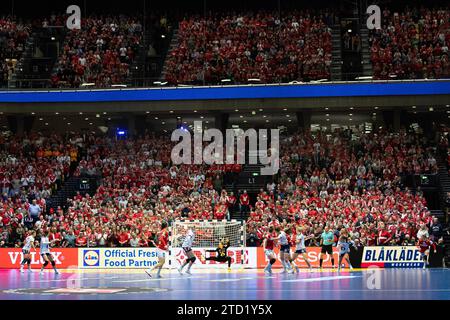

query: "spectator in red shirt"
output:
76 232 88 247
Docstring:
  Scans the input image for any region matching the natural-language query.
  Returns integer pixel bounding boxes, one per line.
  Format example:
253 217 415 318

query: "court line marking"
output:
155 289 450 292
30 277 119 283
203 277 258 282
112 276 205 283
281 275 362 282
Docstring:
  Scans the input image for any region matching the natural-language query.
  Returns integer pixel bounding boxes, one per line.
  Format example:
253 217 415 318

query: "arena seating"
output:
245 128 443 246
0 132 79 247
164 11 333 85
1 134 239 247
3 6 450 87
0 126 446 248
369 7 450 80
0 17 30 87
51 15 143 88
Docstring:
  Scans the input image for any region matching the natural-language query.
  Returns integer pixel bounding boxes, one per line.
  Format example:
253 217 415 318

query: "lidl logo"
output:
83 250 100 267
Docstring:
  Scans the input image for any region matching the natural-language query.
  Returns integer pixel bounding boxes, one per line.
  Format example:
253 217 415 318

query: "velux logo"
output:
171 121 280 175
8 252 63 265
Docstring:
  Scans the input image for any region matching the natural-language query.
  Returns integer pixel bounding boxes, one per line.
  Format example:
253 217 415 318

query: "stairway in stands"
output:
160 27 179 82
359 25 373 77
128 25 174 87
224 162 273 221
11 27 65 89
430 209 450 266
47 176 99 213
330 25 342 81
127 41 147 87
437 157 450 209
7 32 35 88
437 153 450 265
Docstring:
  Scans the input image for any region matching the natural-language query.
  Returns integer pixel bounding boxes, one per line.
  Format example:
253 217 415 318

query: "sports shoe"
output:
28 268 33 273
185 270 192 275
295 266 300 273
54 269 60 275
20 268 24 273
227 267 231 272
263 268 270 274
177 267 183 275
40 270 44 275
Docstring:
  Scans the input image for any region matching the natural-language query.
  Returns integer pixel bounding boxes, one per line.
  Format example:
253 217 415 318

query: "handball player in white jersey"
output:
291 226 313 272
276 227 294 274
20 230 36 273
39 230 59 275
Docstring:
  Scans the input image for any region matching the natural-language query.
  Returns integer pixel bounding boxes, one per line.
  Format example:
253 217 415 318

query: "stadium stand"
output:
369 7 450 80
0 17 31 87
0 126 447 248
164 11 333 85
51 15 143 88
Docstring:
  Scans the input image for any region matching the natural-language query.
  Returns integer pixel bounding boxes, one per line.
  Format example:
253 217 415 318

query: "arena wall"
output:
0 246 428 269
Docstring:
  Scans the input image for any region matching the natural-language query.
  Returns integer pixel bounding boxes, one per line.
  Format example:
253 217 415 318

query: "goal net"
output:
171 220 245 248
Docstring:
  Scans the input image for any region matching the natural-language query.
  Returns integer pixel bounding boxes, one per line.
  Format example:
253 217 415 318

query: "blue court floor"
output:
0 268 449 300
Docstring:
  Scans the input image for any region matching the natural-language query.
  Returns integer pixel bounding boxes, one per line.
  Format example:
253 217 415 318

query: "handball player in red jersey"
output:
263 226 277 275
146 221 169 278
417 235 436 269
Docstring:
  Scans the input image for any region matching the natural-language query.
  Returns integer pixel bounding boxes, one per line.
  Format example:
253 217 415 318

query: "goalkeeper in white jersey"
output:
177 227 196 275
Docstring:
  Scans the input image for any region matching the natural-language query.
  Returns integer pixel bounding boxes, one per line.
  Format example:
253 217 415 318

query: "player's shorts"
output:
264 249 275 257
295 248 306 254
321 245 333 254
280 244 290 253
40 252 53 259
22 249 30 255
183 247 195 259
156 248 167 258
216 256 229 263
339 250 349 257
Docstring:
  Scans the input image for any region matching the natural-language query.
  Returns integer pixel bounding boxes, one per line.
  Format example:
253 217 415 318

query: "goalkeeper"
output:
202 238 232 271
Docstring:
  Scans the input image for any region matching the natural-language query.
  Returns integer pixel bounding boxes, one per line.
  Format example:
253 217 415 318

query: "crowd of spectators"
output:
369 7 450 80
164 10 333 85
0 133 242 248
0 125 448 249
0 132 82 247
245 127 446 247
0 17 30 87
51 15 143 88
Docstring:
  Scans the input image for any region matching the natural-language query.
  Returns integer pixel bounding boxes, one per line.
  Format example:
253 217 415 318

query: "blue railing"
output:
0 80 449 103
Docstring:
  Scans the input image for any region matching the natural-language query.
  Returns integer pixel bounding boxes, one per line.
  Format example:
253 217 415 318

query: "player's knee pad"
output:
270 258 276 265
27 258 32 264
189 257 196 263
43 261 49 267
51 261 56 267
